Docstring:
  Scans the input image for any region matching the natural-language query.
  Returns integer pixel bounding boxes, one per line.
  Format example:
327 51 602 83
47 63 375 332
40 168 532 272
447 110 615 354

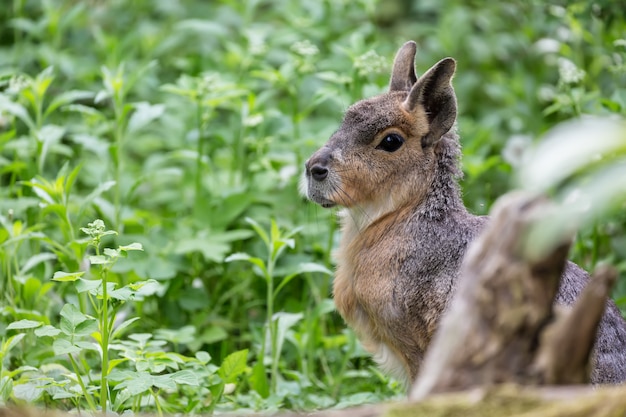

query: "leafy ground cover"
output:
0 0 625 414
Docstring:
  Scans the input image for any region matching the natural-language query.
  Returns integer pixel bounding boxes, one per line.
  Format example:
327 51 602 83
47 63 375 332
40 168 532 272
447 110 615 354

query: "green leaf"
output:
75 278 102 293
74 318 98 336
53 338 81 355
7 319 43 330
170 370 200 386
218 349 248 383
20 252 57 275
119 242 143 251
152 374 176 390
104 247 120 258
127 102 165 133
245 217 270 248
249 360 269 398
59 303 89 336
195 351 212 364
114 371 153 395
12 382 43 402
274 262 333 297
111 317 141 340
224 252 267 273
35 325 62 337
89 255 109 265
173 238 230 263
2 333 26 355
52 271 85 282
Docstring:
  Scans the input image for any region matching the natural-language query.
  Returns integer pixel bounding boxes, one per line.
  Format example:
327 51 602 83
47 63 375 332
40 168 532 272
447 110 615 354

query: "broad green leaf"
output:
170 370 200 386
53 338 81 355
152 374 176 390
119 242 143 251
104 247 120 258
35 325 62 337
52 271 85 282
218 349 248 383
195 351 212 364
114 372 153 395
89 255 109 265
59 304 89 335
7 319 42 330
249 360 269 398
74 318 98 336
12 382 43 402
75 278 102 293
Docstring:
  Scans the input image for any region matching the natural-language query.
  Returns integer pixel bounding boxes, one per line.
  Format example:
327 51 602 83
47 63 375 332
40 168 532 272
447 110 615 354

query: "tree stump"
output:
412 192 615 398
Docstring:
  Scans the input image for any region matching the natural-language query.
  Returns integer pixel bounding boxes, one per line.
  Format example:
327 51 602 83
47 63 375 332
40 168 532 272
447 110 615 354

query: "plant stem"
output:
98 243 110 411
68 353 98 411
194 100 204 216
266 253 277 394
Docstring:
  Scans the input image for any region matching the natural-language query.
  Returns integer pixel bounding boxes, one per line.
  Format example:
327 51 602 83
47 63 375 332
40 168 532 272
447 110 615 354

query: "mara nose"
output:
310 164 328 181
305 147 332 182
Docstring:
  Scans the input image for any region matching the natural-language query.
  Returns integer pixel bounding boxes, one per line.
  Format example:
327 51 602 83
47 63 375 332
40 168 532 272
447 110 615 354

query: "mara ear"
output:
403 57 457 147
389 41 418 92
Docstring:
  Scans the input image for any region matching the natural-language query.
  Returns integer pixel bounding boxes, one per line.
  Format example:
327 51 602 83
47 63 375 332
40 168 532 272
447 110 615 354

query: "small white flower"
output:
354 50 388 77
557 57 585 84
291 40 319 57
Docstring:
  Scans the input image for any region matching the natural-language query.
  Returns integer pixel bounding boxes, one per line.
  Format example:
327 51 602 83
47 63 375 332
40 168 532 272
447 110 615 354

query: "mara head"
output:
303 41 459 221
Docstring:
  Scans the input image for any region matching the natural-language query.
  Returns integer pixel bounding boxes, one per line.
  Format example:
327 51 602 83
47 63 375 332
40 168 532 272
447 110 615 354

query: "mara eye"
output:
376 133 404 152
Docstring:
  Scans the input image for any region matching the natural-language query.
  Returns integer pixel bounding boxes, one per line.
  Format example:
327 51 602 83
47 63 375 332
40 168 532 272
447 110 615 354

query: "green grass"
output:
0 0 625 414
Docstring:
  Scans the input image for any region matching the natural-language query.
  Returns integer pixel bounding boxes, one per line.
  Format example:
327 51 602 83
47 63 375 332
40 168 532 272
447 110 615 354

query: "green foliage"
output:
0 0 625 414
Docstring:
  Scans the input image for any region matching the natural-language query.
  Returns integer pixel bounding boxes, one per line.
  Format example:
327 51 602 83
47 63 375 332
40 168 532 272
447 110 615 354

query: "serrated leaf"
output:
7 319 42 330
218 349 248 383
52 271 85 282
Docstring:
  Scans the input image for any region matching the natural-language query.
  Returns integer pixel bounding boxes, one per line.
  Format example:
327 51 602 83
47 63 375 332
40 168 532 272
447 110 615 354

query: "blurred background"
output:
0 0 625 413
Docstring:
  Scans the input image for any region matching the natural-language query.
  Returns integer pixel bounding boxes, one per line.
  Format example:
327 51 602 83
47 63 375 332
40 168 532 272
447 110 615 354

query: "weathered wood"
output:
411 192 593 398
